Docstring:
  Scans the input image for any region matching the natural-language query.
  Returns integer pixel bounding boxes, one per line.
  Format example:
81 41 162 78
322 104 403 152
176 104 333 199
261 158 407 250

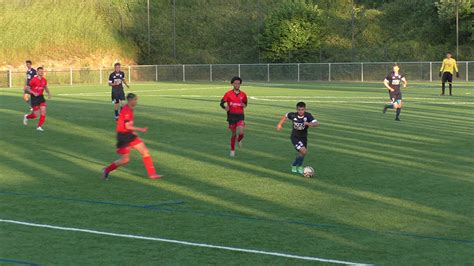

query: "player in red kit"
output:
102 93 162 180
220 77 248 157
23 67 51 131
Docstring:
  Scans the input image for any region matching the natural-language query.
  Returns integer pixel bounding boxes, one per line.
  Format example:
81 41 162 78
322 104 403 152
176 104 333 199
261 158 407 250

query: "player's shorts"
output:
227 113 245 129
442 72 453 83
291 135 307 151
111 88 125 104
389 92 402 104
116 132 143 155
30 95 46 109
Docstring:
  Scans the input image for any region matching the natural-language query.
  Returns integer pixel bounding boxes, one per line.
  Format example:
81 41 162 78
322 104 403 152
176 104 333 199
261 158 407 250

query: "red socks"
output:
38 115 46 127
142 156 156 176
230 136 236 151
105 163 118 173
237 134 244 142
26 113 36 119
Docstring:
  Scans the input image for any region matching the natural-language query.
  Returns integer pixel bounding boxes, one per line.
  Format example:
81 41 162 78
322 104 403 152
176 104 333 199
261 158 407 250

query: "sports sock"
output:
385 103 394 109
38 115 46 127
396 108 401 118
292 156 299 166
449 83 452 95
230 135 236 151
114 110 119 117
142 156 157 176
26 113 36 119
237 133 244 142
105 162 118 173
297 155 305 166
441 83 445 94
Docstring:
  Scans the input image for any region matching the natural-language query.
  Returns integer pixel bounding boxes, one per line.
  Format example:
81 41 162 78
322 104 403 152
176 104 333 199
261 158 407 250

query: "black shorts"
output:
30 95 46 107
291 135 307 151
227 112 245 125
112 88 125 104
117 132 137 149
442 72 453 83
389 92 402 101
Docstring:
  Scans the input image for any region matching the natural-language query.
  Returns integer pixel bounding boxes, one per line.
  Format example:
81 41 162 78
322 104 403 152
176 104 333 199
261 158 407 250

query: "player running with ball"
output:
220 77 248 157
23 67 51 131
103 93 162 180
277 102 319 174
383 63 407 121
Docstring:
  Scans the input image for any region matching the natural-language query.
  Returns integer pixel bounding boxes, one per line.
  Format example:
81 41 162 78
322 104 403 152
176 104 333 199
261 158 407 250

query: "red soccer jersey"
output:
116 104 134 133
29 76 47 96
222 89 247 114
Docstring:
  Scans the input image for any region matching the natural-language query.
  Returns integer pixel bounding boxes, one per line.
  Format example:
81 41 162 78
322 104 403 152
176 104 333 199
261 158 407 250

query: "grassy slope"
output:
0 82 473 265
0 0 137 68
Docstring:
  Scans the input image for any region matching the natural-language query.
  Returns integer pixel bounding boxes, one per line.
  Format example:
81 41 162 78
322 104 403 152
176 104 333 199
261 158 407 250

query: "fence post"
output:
70 67 73 85
431 61 434 82
182 65 186 82
128 66 131 84
238 64 241 77
210 64 213 82
328 63 331 82
297 63 300 82
466 61 469 82
8 69 12 88
267 64 270 82
99 67 103 84
361 62 364 82
155 65 158 82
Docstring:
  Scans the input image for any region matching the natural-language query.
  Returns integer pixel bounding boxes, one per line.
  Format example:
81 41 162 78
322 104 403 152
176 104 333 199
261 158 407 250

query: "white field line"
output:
0 219 371 265
57 87 226 96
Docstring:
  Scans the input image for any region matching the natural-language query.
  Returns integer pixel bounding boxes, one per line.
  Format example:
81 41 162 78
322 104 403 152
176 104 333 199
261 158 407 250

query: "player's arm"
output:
243 94 248 108
277 115 287 131
402 77 407 88
25 81 38 96
220 96 230 111
44 85 51 99
383 79 394 92
108 75 115 87
454 60 459 78
439 60 445 77
304 120 320 127
122 76 130 88
125 121 148 133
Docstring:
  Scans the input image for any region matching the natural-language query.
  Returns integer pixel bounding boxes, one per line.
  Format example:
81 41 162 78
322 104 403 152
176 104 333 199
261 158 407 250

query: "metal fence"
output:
1 61 472 88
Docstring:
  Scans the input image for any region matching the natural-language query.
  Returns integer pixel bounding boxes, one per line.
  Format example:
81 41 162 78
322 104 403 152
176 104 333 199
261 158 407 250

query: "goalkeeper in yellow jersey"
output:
439 52 459 96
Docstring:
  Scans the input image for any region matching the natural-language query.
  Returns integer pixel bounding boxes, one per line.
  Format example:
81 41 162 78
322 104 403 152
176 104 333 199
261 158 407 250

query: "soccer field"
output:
1 81 473 265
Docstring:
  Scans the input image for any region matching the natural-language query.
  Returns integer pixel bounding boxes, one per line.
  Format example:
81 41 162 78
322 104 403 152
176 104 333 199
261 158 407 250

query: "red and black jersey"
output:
116 104 134 133
221 89 248 114
29 76 47 96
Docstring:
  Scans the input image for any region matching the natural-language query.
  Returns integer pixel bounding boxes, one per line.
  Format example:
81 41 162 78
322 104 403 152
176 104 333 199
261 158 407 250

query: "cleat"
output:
297 166 304 175
102 168 109 180
149 174 163 179
238 140 243 149
382 106 388 114
440 93 445 96
291 166 297 173
395 117 400 121
449 94 453 96
229 150 235 157
23 114 28 126
36 126 44 131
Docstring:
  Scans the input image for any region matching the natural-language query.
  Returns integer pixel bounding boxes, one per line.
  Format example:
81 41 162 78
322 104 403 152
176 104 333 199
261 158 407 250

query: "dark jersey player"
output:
108 62 129 120
383 64 407 121
23 67 51 131
103 93 162 180
23 60 37 105
277 102 319 174
220 76 248 157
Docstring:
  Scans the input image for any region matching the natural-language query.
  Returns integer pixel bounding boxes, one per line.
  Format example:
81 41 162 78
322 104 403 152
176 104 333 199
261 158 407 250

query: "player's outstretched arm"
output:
402 77 408 88
305 120 320 127
125 121 148 133
277 115 287 131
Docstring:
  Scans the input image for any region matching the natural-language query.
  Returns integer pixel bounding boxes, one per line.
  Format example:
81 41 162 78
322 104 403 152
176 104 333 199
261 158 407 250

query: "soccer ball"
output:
303 166 315 178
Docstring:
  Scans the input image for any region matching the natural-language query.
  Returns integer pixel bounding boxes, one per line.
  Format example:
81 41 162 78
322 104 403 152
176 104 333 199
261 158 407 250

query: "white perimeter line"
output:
0 219 370 265
57 87 226 96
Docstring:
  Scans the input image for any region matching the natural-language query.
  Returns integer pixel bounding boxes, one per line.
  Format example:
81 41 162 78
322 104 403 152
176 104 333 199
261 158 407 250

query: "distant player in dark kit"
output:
383 63 407 121
220 76 248 157
23 67 51 131
277 102 320 174
23 60 37 108
103 93 162 180
439 52 459 96
108 63 129 120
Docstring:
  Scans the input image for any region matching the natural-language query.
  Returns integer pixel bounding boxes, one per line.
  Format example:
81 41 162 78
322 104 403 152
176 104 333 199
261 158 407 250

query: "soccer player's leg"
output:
24 104 40 126
441 73 448 95
112 92 120 120
131 140 162 179
103 153 130 180
394 99 402 121
291 136 307 174
447 73 453 96
229 123 237 157
36 103 47 131
383 96 395 114
236 121 245 148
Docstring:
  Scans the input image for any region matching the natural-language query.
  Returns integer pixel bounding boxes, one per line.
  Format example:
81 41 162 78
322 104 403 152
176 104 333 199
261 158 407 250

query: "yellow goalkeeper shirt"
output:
440 58 459 74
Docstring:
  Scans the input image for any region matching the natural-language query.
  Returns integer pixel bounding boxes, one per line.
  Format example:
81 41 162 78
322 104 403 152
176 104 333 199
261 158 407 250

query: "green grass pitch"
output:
0 81 473 265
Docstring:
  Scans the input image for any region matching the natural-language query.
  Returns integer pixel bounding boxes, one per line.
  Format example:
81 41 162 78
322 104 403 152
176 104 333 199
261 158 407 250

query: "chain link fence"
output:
1 61 472 88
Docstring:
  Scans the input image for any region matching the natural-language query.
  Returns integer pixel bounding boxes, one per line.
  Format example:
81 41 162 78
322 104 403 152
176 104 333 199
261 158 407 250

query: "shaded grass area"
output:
0 81 473 265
